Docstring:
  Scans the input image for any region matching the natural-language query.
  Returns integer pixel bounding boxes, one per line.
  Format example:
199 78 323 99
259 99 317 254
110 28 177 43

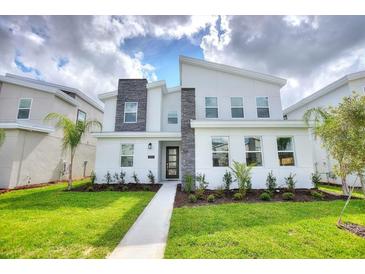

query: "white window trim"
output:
120 143 134 167
205 96 219 119
17 98 33 120
124 102 138 123
255 96 270 119
167 111 179 124
211 136 230 167
230 96 245 119
244 136 264 167
77 109 87 123
276 136 296 167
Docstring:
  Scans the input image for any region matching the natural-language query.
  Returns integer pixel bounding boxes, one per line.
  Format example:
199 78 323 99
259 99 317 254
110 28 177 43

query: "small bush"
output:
196 173 209 190
143 185 151 191
311 190 324 200
266 170 277 193
90 171 96 184
183 174 194 193
119 170 126 184
223 170 233 192
311 172 321 188
104 171 112 184
195 188 205 200
148 170 155 184
282 192 295 200
86 186 94 192
230 161 252 195
107 186 114 191
233 192 243 200
215 186 225 198
207 194 215 203
113 172 119 182
132 172 140 184
122 186 129 192
259 192 271 201
285 173 296 192
188 194 197 203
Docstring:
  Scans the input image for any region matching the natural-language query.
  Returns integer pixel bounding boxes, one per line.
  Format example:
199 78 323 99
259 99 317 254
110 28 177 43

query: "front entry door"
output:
166 146 179 179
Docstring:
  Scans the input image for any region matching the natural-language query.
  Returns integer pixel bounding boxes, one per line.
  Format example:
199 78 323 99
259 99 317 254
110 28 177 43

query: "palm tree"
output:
45 113 102 190
0 129 5 147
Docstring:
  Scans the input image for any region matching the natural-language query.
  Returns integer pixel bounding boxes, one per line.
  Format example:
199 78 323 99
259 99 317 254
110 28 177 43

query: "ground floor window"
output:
277 137 295 166
121 144 134 167
212 137 229 167
244 136 263 166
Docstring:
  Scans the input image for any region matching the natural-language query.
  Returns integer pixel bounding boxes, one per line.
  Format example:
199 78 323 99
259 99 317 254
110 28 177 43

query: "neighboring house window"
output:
231 97 244 118
17 98 32 119
256 97 270 118
245 137 263 166
205 97 218 118
168 111 178 124
124 102 138 123
121 144 134 167
277 137 295 166
77 109 86 123
212 137 229 167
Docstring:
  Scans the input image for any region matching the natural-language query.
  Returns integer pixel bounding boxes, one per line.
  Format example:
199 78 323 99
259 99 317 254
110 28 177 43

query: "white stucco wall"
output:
194 127 314 189
181 63 284 120
101 97 117 132
161 91 181 132
146 86 163 131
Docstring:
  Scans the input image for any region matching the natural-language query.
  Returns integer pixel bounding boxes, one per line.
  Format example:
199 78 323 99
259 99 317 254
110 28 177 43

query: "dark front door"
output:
166 146 179 179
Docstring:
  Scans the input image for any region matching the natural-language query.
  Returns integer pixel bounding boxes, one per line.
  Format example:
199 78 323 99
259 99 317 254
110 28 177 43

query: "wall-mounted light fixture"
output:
148 142 152 150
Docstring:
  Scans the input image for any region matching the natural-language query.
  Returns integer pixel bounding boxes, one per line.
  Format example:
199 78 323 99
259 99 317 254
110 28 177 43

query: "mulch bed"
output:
338 222 365 238
71 183 162 192
174 184 352 208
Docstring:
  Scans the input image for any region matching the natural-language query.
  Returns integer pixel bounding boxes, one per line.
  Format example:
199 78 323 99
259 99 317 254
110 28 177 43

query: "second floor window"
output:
17 98 32 119
205 97 218 118
77 109 86 123
256 97 270 118
277 137 295 166
231 97 244 118
245 137 263 166
168 111 178 124
124 102 138 123
212 137 229 167
121 144 134 167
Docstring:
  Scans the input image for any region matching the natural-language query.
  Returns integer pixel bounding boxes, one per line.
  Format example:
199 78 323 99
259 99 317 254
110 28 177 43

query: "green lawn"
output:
165 200 365 258
318 183 365 199
0 180 154 258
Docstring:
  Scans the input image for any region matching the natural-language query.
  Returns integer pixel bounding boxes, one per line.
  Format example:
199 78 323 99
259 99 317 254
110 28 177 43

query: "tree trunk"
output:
341 177 349 195
68 150 75 190
338 176 358 225
359 173 365 195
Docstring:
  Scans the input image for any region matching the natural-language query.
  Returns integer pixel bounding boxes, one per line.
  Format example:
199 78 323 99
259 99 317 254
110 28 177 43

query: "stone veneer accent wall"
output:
115 79 148 132
181 88 196 181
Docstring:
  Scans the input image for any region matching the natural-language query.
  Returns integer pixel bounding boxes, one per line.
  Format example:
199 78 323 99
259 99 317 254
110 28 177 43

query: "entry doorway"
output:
166 146 179 179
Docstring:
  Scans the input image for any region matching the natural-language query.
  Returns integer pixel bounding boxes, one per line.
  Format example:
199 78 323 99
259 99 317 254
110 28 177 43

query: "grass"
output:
165 200 365 258
318 183 365 199
0 179 155 258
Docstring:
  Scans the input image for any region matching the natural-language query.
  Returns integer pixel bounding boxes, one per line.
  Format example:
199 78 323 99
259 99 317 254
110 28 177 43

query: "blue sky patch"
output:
14 52 41 78
57 57 69 68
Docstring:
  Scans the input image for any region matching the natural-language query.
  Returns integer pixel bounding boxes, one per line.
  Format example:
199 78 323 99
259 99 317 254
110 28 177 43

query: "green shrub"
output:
183 174 194 193
143 185 151 191
233 192 243 200
104 171 112 184
285 173 296 192
122 186 129 192
259 192 271 201
113 172 119 182
196 173 209 190
188 194 197 203
147 170 155 184
195 188 205 200
266 170 277 193
119 170 126 184
282 192 295 200
90 171 96 184
215 186 225 198
86 186 94 192
311 172 321 188
223 170 233 192
207 194 215 203
230 161 252 195
107 186 114 191
311 190 324 200
132 172 140 184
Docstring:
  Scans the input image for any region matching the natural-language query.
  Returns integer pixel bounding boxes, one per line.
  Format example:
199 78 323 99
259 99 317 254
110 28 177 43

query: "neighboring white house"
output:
93 56 314 189
284 71 365 185
0 74 104 189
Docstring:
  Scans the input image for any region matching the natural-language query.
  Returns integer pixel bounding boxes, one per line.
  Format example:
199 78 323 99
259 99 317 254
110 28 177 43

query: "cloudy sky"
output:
1 15 365 108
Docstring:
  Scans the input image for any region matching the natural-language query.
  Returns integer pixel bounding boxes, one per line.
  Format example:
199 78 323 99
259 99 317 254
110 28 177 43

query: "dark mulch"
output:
174 184 351 208
71 183 162 192
0 180 74 195
338 222 365 238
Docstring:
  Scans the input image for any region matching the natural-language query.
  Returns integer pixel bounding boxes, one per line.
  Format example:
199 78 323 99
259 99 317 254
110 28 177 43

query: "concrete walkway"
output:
108 181 178 259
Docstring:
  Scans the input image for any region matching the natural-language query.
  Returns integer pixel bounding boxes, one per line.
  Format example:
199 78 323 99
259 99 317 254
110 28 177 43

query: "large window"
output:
277 137 295 166
205 97 218 118
212 137 229 167
121 144 134 167
245 137 263 166
231 97 244 118
77 109 86 123
17 98 32 119
168 111 178 124
124 102 138 123
256 97 270 118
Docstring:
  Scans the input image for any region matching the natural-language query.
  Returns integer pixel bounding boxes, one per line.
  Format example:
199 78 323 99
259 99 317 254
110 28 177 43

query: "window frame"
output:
256 96 270 119
230 97 244 119
17 98 33 120
276 136 296 167
211 136 230 167
205 97 219 119
124 102 138 123
244 136 264 167
167 111 178 124
120 143 134 167
76 109 87 123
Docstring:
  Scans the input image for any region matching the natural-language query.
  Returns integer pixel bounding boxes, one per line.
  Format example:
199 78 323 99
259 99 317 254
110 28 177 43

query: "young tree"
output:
0 129 5 147
45 113 102 190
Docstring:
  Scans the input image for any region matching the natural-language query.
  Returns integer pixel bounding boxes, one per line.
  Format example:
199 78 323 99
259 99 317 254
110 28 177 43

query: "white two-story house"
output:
94 56 314 189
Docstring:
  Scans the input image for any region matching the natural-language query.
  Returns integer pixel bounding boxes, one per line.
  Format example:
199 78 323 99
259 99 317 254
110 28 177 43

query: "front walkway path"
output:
108 181 178 259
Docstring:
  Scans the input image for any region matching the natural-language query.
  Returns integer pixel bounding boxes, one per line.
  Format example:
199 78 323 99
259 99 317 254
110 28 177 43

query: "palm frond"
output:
303 107 328 126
